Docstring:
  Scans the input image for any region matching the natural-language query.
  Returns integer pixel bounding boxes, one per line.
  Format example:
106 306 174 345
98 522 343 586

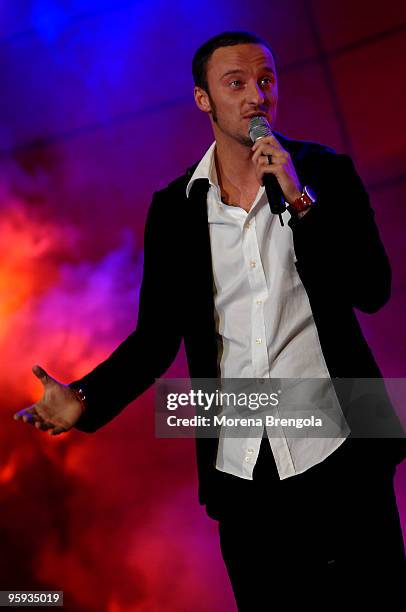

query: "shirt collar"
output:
186 141 218 199
185 140 268 215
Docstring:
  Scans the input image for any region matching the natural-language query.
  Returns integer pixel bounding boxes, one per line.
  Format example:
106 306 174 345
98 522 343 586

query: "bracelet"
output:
290 185 317 214
70 386 87 415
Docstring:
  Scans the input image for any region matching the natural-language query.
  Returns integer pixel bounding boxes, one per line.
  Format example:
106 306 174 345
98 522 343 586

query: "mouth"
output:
243 112 268 119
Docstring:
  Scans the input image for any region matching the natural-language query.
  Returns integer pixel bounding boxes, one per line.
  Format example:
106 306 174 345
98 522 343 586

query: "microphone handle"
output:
263 170 286 226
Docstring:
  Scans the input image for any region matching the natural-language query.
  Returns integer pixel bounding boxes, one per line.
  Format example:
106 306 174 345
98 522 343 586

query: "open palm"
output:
14 365 84 436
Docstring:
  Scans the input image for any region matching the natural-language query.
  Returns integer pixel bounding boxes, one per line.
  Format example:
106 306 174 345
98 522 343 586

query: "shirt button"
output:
247 448 254 454
250 260 257 268
256 299 262 305
255 337 262 344
244 457 251 463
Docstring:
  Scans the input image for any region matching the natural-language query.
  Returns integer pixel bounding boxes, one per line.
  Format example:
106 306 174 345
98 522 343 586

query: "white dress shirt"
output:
186 141 350 480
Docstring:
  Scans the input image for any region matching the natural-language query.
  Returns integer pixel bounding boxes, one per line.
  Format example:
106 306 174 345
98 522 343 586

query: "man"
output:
14 31 405 607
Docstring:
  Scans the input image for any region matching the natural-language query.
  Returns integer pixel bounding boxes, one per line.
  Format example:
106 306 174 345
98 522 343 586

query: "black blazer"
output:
70 132 405 507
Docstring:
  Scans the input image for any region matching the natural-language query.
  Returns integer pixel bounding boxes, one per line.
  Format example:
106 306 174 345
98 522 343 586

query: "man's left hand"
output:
251 134 302 205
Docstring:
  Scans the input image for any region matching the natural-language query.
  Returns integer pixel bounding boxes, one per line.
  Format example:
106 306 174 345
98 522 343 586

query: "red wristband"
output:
291 185 317 213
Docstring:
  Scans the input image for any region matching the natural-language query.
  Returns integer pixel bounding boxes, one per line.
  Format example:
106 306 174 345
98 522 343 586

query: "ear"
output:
194 86 212 114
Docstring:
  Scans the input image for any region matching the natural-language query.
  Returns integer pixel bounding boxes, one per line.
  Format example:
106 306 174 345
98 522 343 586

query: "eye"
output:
260 77 273 87
230 79 243 88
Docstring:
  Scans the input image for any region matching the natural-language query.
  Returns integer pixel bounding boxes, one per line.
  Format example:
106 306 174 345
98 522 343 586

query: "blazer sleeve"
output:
69 190 183 433
288 153 391 314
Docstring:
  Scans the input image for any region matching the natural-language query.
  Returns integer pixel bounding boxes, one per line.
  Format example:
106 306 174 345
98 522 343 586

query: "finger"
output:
258 162 285 178
35 420 55 432
252 135 282 152
255 161 285 186
48 426 67 436
32 364 52 387
23 412 43 426
262 153 286 165
251 143 279 161
252 148 286 165
254 156 285 173
14 405 39 421
252 138 279 151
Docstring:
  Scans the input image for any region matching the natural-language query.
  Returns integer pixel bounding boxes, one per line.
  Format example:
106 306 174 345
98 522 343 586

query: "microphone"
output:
248 116 286 227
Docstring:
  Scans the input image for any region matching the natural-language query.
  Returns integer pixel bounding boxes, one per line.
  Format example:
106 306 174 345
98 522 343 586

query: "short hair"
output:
192 30 277 93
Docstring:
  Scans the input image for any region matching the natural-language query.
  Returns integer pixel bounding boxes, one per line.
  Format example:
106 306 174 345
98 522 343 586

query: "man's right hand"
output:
13 365 84 436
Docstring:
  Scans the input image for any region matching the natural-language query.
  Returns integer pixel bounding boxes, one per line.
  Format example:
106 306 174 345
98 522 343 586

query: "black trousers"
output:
207 437 405 610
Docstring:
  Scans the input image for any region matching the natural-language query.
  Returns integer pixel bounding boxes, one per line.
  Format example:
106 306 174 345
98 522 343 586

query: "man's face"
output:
194 43 278 147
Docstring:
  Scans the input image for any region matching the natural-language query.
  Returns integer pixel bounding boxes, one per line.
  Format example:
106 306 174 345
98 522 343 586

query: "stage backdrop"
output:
1 1 405 610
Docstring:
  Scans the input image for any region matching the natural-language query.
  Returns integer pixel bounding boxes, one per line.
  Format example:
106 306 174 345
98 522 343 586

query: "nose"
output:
246 79 265 106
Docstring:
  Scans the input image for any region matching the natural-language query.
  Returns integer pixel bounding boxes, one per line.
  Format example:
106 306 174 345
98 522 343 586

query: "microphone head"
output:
248 115 272 143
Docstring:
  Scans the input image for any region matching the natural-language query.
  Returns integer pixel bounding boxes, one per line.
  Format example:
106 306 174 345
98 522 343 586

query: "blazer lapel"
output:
182 177 219 378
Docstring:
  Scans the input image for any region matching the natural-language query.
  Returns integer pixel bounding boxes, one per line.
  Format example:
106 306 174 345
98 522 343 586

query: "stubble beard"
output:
208 93 253 148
